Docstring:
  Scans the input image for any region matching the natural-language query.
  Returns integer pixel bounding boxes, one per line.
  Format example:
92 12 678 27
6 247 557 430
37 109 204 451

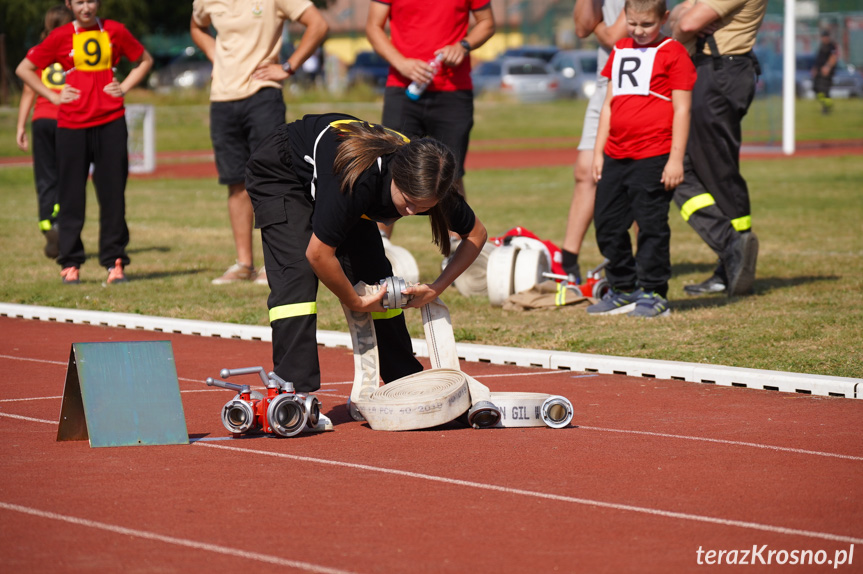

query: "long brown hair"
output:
333 122 457 257
42 5 73 40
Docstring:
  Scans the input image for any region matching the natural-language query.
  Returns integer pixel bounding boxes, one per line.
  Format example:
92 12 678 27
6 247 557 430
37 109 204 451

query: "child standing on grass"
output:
15 5 73 261
16 0 153 285
587 0 695 317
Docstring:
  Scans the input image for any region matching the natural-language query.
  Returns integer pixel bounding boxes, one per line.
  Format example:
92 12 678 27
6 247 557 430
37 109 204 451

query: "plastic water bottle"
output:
406 53 444 101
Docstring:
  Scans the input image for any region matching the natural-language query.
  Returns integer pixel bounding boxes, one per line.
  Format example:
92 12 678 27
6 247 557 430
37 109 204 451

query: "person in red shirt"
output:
15 5 73 261
366 0 495 241
16 0 153 285
587 0 696 317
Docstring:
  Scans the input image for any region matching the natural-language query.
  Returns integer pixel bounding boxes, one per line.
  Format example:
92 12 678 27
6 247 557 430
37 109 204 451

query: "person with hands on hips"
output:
191 0 328 286
16 0 153 285
245 113 487 394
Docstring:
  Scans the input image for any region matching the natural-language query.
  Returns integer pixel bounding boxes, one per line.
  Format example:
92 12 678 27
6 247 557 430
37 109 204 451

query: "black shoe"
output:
724 231 759 297
43 226 59 259
683 273 726 295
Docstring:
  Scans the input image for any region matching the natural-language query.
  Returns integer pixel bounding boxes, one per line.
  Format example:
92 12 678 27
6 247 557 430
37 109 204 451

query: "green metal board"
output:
56 341 189 448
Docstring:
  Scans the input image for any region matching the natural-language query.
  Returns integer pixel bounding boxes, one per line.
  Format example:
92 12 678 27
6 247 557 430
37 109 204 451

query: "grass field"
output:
0 91 861 379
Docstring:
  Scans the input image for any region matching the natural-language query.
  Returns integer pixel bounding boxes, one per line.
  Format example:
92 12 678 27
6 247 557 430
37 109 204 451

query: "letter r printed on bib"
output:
611 47 658 96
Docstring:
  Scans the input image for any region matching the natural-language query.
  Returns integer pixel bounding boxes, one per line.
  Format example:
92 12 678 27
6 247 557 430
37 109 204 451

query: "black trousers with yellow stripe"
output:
673 54 757 256
251 164 421 394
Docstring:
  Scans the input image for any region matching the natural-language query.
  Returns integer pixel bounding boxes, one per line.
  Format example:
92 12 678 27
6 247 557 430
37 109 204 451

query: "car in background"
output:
347 51 390 90
499 45 560 63
549 49 598 99
471 56 559 102
148 46 212 91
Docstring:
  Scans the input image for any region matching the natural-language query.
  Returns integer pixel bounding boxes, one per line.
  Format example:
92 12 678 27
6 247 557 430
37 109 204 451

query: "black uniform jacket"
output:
247 113 476 249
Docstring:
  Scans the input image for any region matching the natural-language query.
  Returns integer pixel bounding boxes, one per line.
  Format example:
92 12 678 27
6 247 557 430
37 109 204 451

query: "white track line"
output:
5 409 855 461
1 411 860 545
0 502 356 574
578 426 863 461
0 412 55 424
195 442 863 545
0 354 67 366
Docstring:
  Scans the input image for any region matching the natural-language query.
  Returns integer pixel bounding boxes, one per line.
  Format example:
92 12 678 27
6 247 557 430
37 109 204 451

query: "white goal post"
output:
125 104 156 174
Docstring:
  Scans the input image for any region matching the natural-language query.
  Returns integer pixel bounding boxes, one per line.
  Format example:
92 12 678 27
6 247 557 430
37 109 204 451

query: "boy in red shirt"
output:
587 0 695 317
16 0 153 285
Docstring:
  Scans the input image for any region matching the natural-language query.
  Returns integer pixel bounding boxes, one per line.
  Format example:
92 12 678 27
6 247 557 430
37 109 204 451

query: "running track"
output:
1 315 861 572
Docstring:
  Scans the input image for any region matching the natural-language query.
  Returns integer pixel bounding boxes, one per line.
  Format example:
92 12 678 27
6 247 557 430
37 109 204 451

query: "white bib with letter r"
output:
611 39 672 98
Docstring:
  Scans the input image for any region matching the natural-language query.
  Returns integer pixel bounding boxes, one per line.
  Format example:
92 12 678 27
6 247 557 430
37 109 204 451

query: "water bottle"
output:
406 53 444 101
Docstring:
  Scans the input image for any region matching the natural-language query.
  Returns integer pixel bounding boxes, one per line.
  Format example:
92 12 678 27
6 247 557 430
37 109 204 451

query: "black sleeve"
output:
445 193 477 236
311 132 378 248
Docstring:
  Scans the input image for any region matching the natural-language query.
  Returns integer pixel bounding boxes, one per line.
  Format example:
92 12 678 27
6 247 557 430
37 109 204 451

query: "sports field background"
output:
0 93 861 379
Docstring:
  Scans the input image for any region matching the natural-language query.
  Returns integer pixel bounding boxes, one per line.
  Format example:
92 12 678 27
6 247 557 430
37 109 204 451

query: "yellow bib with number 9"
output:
73 30 112 72
41 63 66 89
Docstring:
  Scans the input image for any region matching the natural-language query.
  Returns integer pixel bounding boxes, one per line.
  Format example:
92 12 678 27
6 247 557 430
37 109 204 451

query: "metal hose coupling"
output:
379 276 411 309
467 400 502 429
541 396 574 429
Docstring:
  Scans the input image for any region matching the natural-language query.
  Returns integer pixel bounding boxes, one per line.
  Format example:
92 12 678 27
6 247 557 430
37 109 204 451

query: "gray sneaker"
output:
684 262 726 296
629 292 671 318
587 288 644 315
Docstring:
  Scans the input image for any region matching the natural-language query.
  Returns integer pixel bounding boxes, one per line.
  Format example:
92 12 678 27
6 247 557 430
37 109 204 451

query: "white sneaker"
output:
304 413 333 433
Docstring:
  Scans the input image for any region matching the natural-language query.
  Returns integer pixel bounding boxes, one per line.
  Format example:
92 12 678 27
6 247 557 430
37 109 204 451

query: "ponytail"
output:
43 4 73 39
333 123 458 257
333 122 408 195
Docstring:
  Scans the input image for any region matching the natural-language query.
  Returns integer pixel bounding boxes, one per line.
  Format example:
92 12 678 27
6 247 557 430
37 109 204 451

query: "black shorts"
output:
209 87 286 186
382 87 473 179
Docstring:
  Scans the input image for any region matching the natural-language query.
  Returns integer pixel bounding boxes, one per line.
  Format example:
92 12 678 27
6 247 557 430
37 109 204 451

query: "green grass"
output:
2 88 862 157
0 93 861 379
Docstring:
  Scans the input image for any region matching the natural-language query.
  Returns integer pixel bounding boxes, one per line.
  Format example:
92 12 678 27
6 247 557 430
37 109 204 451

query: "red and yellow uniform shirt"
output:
601 37 696 160
377 0 490 92
26 19 144 129
31 63 66 122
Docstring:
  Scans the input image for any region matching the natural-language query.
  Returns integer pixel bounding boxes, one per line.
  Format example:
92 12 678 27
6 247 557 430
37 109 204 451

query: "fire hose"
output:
342 278 574 431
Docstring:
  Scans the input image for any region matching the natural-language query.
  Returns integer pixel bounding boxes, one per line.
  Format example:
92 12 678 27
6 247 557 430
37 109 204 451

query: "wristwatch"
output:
459 39 472 53
282 60 294 75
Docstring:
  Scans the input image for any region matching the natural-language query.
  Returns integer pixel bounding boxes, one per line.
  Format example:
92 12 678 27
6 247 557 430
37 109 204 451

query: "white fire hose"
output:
342 280 573 431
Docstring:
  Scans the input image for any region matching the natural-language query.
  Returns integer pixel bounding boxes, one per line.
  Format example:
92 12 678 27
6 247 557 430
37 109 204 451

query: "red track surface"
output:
1 316 861 572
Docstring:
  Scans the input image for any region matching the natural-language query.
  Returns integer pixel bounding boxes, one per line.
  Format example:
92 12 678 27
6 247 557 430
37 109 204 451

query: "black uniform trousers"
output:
55 116 130 269
594 154 673 298
673 54 757 256
251 154 422 393
31 119 60 228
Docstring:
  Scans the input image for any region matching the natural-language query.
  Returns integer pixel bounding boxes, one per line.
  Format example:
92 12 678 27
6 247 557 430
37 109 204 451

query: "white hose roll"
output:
382 238 420 284
513 248 550 294
486 245 520 306
450 242 495 297
343 282 575 431
354 368 472 431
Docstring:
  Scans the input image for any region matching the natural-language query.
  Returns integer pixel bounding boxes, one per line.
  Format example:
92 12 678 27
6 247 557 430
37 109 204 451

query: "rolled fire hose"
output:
342 280 573 430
